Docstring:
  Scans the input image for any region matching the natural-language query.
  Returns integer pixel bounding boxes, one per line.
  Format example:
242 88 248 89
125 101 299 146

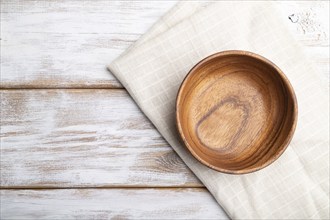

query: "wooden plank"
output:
1 0 328 89
0 0 177 88
0 188 228 219
278 1 329 80
0 89 201 188
0 32 132 89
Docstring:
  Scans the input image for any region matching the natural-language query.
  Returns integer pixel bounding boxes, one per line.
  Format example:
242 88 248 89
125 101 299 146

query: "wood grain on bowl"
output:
176 51 298 174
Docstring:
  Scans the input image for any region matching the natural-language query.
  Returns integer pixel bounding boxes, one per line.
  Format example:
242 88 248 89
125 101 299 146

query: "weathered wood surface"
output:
1 0 328 89
0 0 176 89
0 89 201 188
0 188 228 219
0 1 329 219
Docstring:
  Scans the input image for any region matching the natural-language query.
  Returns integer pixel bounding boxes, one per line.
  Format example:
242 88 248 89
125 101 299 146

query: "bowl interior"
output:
176 51 297 174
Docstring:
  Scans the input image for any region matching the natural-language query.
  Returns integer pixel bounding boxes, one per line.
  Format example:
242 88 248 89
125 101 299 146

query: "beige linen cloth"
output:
108 1 329 219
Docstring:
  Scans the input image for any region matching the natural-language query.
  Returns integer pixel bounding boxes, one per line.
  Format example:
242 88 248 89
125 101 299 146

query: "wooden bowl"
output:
176 51 297 174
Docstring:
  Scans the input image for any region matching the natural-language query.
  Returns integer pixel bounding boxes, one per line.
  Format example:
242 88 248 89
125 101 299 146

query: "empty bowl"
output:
176 50 297 174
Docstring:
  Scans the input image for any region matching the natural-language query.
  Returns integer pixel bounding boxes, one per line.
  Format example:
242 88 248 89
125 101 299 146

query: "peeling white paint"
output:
0 189 228 219
0 90 200 187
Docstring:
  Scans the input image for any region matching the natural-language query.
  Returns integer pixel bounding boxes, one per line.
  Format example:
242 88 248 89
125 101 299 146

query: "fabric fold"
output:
108 1 329 219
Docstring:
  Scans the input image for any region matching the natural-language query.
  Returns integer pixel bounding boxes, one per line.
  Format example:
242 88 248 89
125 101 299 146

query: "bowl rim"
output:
176 50 298 174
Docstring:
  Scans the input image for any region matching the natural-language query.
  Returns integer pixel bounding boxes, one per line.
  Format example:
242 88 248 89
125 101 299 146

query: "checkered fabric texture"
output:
108 1 329 219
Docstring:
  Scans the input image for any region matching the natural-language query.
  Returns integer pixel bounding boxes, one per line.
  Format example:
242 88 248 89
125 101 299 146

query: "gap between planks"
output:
0 186 205 190
0 87 124 90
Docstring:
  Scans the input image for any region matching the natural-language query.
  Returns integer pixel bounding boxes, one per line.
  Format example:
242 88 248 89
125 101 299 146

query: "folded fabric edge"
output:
107 1 329 219
108 1 207 68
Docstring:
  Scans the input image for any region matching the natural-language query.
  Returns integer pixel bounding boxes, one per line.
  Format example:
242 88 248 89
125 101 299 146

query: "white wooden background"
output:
1 1 329 219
